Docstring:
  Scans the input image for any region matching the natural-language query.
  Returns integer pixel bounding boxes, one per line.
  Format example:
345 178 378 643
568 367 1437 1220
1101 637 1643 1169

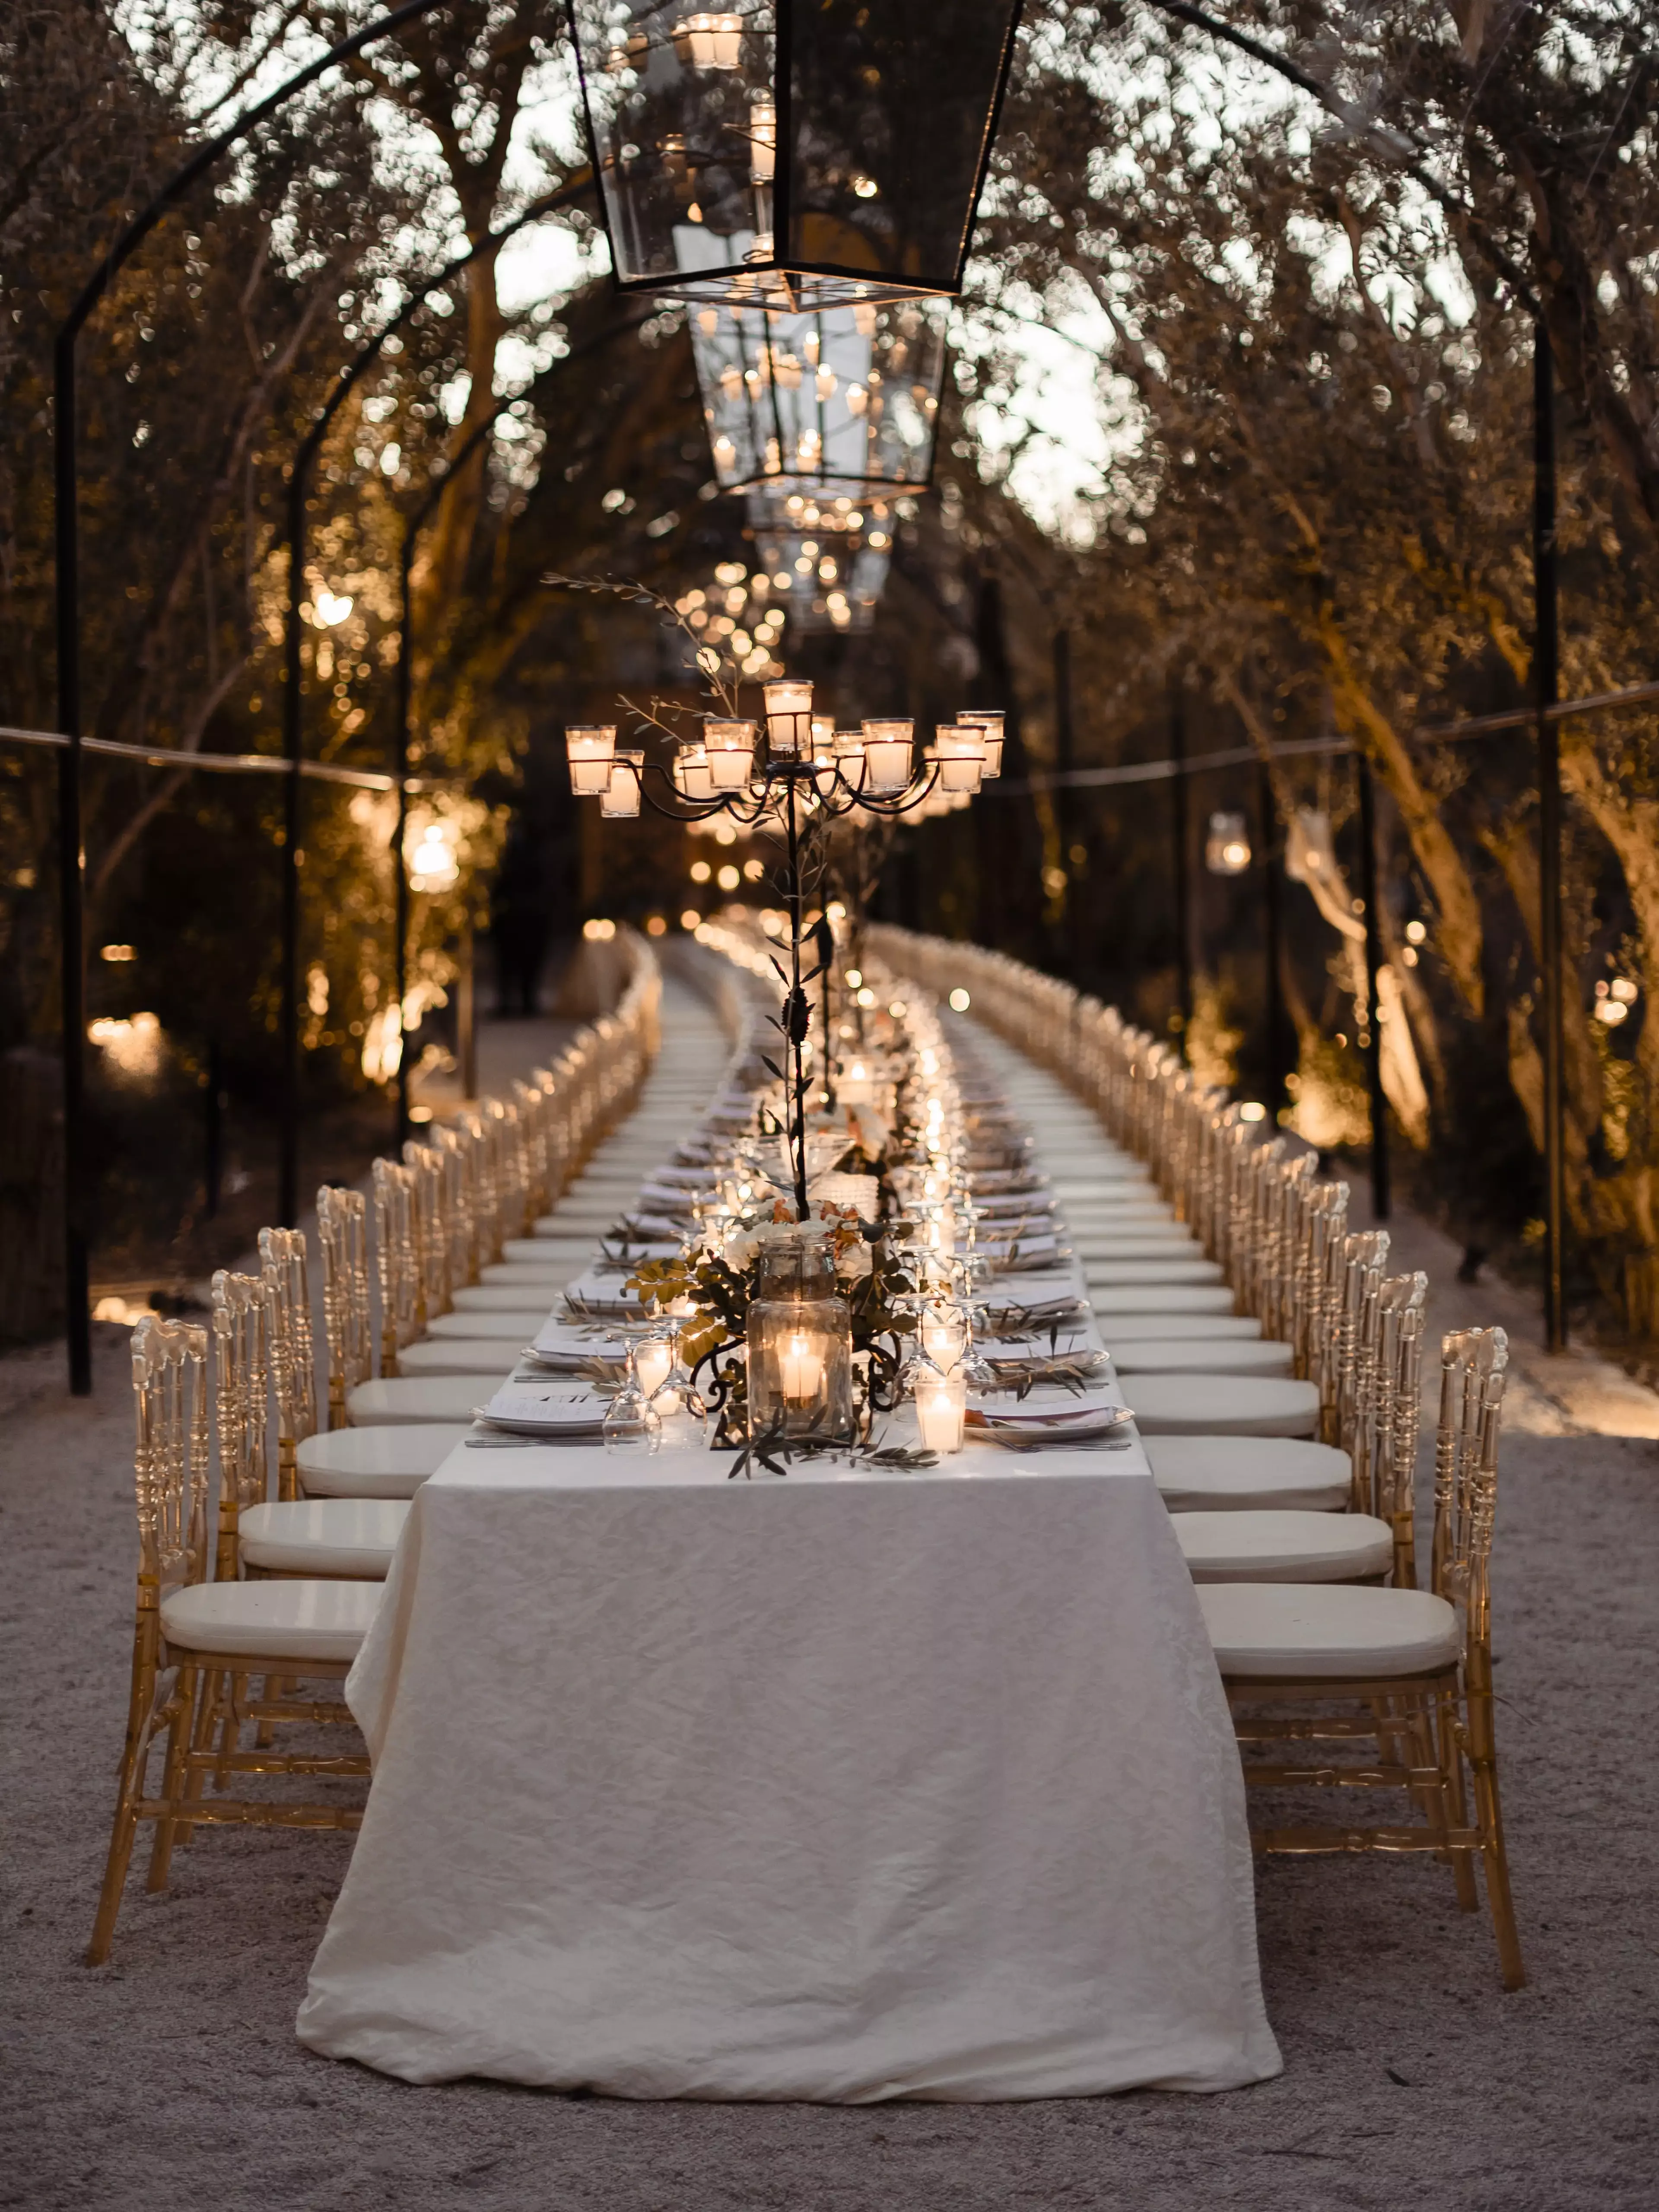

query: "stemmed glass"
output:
603 1346 663 1456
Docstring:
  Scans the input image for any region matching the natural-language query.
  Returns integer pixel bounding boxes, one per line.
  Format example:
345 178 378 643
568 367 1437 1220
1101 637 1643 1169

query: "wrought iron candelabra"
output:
566 683 1004 1218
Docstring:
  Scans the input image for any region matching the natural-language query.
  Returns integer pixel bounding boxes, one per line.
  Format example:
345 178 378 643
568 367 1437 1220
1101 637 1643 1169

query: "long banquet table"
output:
296 986 1281 2100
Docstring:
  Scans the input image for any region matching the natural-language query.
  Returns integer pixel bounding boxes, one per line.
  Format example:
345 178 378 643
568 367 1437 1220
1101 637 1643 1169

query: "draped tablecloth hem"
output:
294 2000 1282 2099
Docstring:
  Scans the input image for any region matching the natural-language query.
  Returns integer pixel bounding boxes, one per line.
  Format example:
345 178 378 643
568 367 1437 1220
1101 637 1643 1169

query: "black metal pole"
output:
204 1035 224 1218
51 327 90 1393
1257 759 1286 1117
1535 323 1566 1350
387 302 632 1150
1170 683 1192 1059
49 0 454 1391
785 772 809 1221
1052 628 1075 979
1356 752 1391 1221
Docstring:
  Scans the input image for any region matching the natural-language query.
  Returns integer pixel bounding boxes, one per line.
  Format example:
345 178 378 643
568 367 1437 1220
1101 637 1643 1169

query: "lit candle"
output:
922 1306 965 1369
636 1337 675 1398
914 1369 966 1454
779 1330 825 1405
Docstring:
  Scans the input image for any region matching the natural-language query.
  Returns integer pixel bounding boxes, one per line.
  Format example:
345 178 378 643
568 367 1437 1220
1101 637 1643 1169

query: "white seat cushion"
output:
1112 1338 1295 1378
426 1308 550 1339
1062 1205 1177 1227
298 1423 467 1498
1089 1285 1236 1316
240 1499 410 1578
348 1376 496 1425
1145 1436 1352 1512
1173 1510 1393 1583
1073 1234 1201 1261
479 1262 582 1288
453 1285 576 1313
1098 1313 1261 1342
1129 1375 1320 1437
1198 1583 1460 1680
160 1576 381 1664
397 1337 523 1378
1085 1259 1225 1287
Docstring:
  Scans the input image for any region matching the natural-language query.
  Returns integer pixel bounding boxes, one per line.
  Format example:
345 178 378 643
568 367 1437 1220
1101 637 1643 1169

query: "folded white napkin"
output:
562 1272 651 1318
984 1233 1065 1271
531 1317 635 1362
477 1383 613 1436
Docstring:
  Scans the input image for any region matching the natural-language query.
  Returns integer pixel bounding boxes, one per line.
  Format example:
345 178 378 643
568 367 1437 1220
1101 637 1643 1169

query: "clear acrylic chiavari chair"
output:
1198 1326 1524 1988
87 1316 377 1966
261 1225 317 1500
318 1185 372 1427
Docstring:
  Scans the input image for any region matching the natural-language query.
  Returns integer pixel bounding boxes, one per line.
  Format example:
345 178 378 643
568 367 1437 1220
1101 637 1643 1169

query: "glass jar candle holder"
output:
860 718 914 792
566 724 617 795
913 1362 967 1454
931 726 985 792
745 1230 855 1440
705 718 757 789
600 750 644 817
634 1324 679 1402
762 677 814 758
956 709 1004 779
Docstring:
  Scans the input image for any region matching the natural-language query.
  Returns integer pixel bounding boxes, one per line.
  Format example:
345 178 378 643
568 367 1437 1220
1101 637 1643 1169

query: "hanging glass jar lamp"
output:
691 295 947 496
565 0 1024 310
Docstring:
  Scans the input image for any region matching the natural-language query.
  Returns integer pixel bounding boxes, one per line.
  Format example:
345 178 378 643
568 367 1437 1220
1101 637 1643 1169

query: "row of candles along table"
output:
588 970 1024 1459
563 679 1006 816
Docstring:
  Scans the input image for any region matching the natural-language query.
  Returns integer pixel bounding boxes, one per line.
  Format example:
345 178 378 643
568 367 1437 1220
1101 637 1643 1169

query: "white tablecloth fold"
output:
297 1446 1280 2100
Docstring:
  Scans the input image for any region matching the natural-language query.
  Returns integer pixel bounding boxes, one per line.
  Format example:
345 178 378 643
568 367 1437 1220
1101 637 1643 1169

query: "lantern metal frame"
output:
562 0 1026 311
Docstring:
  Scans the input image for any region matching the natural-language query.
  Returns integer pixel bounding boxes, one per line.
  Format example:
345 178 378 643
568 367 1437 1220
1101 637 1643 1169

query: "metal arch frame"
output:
274 173 594 1224
1126 0 1566 1342
51 0 463 1394
388 303 654 1146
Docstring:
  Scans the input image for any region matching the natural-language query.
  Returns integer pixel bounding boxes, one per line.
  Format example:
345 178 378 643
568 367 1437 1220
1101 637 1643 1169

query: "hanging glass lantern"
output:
751 525 890 633
693 296 946 496
1205 810 1252 875
564 0 1023 309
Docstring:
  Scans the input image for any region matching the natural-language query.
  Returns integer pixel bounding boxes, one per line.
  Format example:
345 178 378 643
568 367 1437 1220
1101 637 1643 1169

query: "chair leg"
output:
87 1634 160 1966
146 1662 200 1894
218 1670 250 1783
1471 1751 1526 1990
174 1667 221 1844
1438 1687 1480 1910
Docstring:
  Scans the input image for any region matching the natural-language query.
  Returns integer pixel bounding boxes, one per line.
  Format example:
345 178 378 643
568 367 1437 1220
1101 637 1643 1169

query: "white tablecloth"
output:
297 1440 1280 2099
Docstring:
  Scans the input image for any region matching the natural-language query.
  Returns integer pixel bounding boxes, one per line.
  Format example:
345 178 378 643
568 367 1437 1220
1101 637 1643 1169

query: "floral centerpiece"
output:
628 1199 918 1445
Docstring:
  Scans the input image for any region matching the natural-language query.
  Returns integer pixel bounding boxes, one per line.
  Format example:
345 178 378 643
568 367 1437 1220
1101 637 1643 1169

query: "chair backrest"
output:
260 1226 317 1487
210 1268 271 1580
401 1140 450 1323
431 1125 477 1290
130 1314 210 1604
1371 1270 1428 1581
1432 1326 1509 1643
1334 1230 1389 1459
317 1184 372 1423
455 1110 501 1268
372 1156 421 1373
483 1094 528 1243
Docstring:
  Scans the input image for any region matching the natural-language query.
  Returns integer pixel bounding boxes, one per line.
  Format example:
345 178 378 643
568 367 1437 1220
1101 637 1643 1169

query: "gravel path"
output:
5 1058 1658 2207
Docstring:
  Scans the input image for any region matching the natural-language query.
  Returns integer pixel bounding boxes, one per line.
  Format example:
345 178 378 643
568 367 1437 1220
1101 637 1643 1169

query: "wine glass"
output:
603 1348 663 1456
